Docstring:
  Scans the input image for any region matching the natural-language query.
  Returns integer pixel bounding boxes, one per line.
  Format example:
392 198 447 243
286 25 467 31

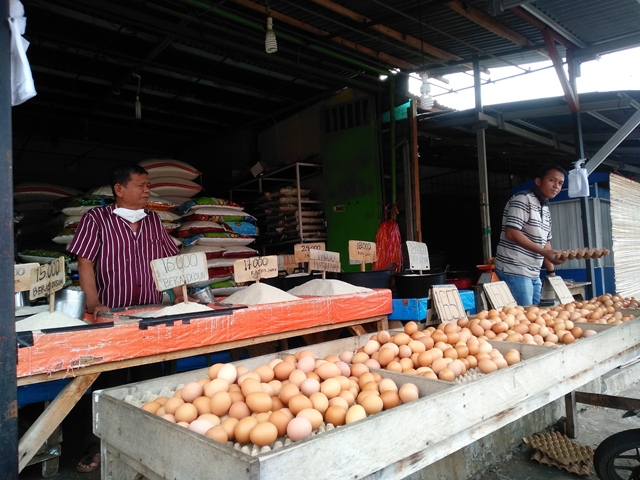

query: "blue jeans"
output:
495 269 542 306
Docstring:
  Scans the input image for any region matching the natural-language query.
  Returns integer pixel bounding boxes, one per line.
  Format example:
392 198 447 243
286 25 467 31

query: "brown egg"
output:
324 405 347 426
562 332 576 344
254 364 275 383
163 397 185 415
438 368 455 382
380 390 400 410
268 410 291 437
249 421 278 447
174 403 198 423
204 378 230 397
316 362 342 380
504 350 521 366
192 396 212 415
141 401 162 414
240 378 263 397
296 355 316 373
216 364 238 384
208 363 225 380
205 426 228 444
246 392 273 413
288 394 313 415
398 383 419 403
308 392 329 413
197 413 221 426
360 394 384 415
160 413 176 423
228 401 251 420
297 408 324 430
234 416 259 444
220 417 239 441
273 361 296 380
288 369 308 388
477 359 498 374
320 378 342 399
377 330 391 344
278 383 300 404
404 321 419 335
229 390 245 404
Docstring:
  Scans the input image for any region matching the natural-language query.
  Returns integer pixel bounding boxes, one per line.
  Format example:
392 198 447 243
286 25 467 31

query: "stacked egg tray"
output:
523 431 594 476
555 247 610 260
94 315 640 480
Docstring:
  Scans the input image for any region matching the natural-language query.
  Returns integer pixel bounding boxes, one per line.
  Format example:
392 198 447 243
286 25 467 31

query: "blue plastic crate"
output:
389 298 428 321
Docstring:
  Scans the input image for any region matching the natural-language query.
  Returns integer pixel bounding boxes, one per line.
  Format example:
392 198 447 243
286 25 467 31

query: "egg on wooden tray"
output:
134 353 421 456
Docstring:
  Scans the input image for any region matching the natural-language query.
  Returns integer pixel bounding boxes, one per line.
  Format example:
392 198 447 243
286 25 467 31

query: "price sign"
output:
483 281 518 309
406 241 430 271
309 249 341 273
432 285 466 322
546 276 575 305
348 240 377 265
151 252 208 291
29 257 66 300
294 242 326 263
15 263 39 293
277 254 298 275
234 256 279 282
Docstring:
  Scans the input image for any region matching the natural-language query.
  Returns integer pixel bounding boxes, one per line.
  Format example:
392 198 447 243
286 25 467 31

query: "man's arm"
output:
77 256 109 318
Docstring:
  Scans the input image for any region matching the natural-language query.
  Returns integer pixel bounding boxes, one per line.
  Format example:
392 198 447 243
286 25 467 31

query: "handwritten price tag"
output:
15 263 39 293
277 254 298 274
348 240 376 265
431 285 466 322
294 242 326 263
309 249 341 273
406 241 430 271
234 256 279 282
29 257 66 300
151 252 208 291
483 281 518 309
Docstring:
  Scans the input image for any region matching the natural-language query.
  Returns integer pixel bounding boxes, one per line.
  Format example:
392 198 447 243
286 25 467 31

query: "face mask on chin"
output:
113 208 147 223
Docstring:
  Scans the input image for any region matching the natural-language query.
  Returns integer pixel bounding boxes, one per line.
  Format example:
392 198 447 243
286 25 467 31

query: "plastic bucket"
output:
337 269 392 289
54 288 86 319
394 270 447 298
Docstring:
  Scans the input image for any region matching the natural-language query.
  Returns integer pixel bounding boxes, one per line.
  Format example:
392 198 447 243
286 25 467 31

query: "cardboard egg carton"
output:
523 431 594 476
556 247 610 261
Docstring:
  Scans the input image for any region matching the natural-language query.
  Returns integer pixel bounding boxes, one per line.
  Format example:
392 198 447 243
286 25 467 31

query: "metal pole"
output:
568 53 596 299
389 75 397 206
1 0 19 476
474 57 492 261
410 99 422 242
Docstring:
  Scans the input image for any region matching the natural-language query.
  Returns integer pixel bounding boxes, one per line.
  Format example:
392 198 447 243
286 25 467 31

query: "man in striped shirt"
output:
69 164 183 318
494 165 567 306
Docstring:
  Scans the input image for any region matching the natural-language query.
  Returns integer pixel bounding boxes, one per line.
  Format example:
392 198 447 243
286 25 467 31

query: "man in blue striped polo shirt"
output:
494 165 568 306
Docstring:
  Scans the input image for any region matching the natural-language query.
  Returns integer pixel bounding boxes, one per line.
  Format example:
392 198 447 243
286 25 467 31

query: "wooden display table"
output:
17 290 391 472
95 317 640 480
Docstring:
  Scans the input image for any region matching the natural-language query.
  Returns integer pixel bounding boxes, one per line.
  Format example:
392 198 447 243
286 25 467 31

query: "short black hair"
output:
111 164 148 196
536 164 568 181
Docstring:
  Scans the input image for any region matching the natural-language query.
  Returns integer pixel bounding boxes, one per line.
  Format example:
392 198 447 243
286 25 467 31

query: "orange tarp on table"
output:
17 289 391 378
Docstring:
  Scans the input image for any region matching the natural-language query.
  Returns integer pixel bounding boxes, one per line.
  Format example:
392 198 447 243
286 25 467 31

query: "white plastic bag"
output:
9 0 37 106
568 159 589 198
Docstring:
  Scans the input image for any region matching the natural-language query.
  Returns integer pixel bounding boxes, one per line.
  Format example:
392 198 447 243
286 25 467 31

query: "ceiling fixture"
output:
265 16 277 54
420 73 434 110
133 73 142 120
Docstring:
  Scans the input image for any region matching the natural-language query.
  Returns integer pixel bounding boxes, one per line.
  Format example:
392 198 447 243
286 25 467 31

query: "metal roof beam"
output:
516 3 587 49
585 108 640 174
574 32 640 61
498 98 633 121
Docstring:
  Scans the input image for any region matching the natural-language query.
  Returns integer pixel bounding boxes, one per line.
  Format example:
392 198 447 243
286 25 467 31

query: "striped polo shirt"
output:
68 204 179 308
494 187 552 279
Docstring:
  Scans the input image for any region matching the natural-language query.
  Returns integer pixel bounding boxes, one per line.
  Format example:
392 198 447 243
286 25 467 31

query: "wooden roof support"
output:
542 28 579 113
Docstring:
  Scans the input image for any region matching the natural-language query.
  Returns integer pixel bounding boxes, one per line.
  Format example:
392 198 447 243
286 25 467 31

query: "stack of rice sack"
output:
140 159 203 206
255 186 326 244
13 182 81 250
177 197 259 295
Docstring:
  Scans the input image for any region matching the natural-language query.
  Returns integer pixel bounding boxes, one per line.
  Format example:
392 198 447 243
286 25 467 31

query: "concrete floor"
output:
18 380 639 480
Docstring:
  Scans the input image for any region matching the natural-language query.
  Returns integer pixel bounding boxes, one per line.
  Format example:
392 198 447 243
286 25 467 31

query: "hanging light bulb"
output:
133 73 142 120
420 73 434 111
265 16 277 54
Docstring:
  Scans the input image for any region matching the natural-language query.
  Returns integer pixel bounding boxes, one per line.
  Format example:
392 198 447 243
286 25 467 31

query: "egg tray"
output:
523 431 594 476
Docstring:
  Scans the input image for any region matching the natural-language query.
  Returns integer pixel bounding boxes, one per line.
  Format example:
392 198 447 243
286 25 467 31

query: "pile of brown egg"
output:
341 321 522 383
565 293 638 324
139 352 419 452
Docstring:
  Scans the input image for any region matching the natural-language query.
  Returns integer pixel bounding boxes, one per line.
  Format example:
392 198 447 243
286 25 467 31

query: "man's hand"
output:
88 303 110 320
543 249 565 266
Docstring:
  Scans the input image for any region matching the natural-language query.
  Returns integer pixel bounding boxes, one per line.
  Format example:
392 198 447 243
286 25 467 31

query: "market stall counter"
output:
95 316 640 480
17 289 391 473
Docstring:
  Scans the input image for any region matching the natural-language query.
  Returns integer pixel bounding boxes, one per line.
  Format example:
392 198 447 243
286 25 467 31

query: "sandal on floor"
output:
76 451 101 473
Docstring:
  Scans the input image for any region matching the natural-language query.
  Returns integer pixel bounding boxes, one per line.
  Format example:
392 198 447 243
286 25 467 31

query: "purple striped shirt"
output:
68 204 179 308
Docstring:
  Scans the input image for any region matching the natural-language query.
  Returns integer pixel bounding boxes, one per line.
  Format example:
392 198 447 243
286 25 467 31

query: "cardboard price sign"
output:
29 257 66 300
234 256 279 283
348 240 376 266
406 241 430 271
294 242 326 263
309 249 341 273
15 263 39 293
277 254 298 275
546 276 575 305
432 285 466 322
483 281 518 309
151 252 208 291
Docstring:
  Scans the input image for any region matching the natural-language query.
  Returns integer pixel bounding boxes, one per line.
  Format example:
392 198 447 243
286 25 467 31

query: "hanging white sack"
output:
568 159 590 198
9 0 37 106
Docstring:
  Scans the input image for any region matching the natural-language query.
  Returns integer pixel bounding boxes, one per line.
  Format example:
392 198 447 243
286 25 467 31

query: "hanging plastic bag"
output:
9 0 37 106
372 203 402 274
568 159 589 198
